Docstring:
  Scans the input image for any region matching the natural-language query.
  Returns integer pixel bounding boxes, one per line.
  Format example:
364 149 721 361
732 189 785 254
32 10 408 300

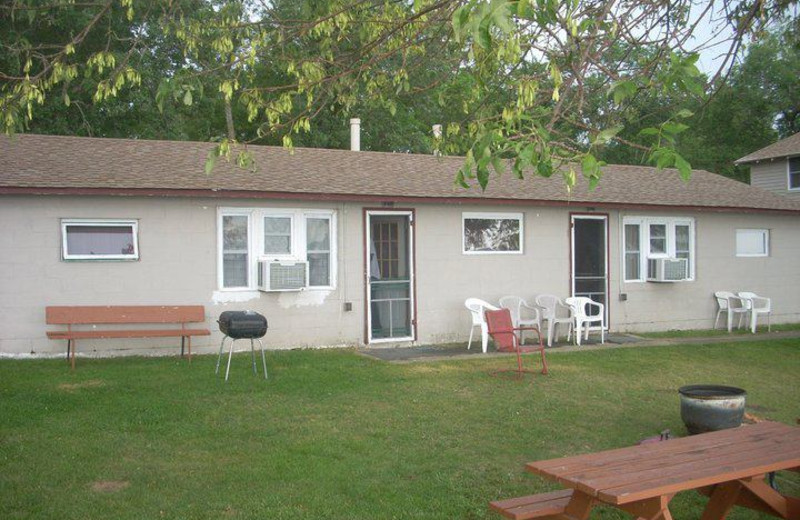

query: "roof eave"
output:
2 186 799 215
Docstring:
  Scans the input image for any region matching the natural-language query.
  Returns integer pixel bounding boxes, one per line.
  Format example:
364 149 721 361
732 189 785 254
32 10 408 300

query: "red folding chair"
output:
485 308 549 377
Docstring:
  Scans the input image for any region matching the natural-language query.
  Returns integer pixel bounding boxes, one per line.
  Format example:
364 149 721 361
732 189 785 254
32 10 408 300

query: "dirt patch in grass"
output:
58 380 105 392
91 480 129 493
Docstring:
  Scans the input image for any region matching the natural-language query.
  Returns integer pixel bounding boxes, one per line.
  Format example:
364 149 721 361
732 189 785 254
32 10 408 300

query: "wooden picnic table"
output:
495 421 800 520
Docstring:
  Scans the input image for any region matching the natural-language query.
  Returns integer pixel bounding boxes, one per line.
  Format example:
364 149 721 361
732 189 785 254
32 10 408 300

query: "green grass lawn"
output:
1 341 799 519
636 322 800 339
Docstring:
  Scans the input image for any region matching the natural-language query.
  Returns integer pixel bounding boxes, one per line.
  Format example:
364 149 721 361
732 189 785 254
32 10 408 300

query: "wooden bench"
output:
490 489 573 520
46 306 211 369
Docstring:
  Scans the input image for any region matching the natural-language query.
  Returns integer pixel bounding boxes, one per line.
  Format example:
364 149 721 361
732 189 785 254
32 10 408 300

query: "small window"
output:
736 229 769 257
222 214 250 288
462 212 523 254
624 224 641 281
789 157 800 190
264 216 293 255
61 219 139 260
306 216 332 287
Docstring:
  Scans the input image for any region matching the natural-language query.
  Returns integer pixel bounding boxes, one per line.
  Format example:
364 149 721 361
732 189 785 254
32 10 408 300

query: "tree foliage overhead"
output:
1 0 796 189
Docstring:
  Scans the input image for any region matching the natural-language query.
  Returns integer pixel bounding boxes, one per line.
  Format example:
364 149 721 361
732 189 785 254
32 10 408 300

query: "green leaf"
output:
675 109 694 119
674 154 691 181
204 149 217 175
451 6 470 42
183 89 193 106
491 155 505 176
594 125 623 145
475 16 492 49
537 160 553 178
662 122 688 135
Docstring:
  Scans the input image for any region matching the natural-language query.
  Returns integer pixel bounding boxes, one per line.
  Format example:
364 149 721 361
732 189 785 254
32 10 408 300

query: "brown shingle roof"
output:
735 132 800 164
2 133 799 213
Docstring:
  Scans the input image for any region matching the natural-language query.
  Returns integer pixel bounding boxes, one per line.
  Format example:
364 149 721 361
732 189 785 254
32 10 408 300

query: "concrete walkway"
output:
358 329 800 363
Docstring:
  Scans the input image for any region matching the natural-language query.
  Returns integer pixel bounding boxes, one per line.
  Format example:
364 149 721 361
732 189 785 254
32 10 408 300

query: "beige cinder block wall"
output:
1 195 799 356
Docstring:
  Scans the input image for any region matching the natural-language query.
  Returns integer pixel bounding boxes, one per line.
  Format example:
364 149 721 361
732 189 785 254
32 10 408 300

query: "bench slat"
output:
490 489 573 520
46 305 205 325
47 329 210 340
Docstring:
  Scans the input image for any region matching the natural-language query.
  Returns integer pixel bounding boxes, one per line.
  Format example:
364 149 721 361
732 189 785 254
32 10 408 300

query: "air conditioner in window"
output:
257 260 308 291
647 257 688 282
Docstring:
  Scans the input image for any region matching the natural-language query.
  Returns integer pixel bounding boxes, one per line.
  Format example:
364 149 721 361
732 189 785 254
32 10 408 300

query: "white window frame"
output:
736 229 769 257
217 207 337 291
262 213 296 257
462 212 524 255
622 216 695 282
61 218 139 261
788 156 800 191
218 208 254 290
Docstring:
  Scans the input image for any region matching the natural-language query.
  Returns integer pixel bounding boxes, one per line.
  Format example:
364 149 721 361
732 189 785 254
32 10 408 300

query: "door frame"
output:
569 213 610 327
363 208 417 344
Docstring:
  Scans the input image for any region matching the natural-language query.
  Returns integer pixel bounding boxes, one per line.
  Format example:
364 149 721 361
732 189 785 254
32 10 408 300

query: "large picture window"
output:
623 217 695 282
462 212 523 254
218 208 336 290
61 219 139 260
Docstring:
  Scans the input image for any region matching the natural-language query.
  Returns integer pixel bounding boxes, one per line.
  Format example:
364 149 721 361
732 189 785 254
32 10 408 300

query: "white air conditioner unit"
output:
258 260 308 291
647 257 688 282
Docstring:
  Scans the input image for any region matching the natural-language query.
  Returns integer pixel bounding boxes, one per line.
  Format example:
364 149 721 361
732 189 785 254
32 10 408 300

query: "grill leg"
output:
257 338 267 380
225 338 236 382
215 336 227 375
250 339 257 375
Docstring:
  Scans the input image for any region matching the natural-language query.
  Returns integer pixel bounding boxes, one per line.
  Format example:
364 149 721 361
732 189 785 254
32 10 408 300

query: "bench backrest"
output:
46 306 206 325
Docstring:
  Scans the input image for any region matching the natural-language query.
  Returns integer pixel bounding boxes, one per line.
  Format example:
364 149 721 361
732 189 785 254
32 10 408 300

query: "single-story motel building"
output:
1 133 799 357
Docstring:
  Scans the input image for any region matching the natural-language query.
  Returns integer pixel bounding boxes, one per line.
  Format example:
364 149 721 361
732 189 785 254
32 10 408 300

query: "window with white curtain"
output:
61 219 139 260
623 217 695 282
218 208 336 290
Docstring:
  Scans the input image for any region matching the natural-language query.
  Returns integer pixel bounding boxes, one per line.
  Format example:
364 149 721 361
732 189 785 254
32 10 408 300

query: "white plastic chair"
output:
564 297 605 346
464 298 499 353
738 292 771 333
499 296 542 345
535 294 574 347
714 291 748 332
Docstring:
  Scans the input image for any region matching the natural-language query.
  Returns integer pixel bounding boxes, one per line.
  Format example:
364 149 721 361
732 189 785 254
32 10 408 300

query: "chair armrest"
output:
750 296 770 309
727 296 747 309
520 302 542 322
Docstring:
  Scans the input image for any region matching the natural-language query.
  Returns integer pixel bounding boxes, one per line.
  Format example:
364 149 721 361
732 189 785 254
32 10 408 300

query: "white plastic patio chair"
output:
464 298 499 353
535 294 574 347
499 296 542 345
564 297 605 346
738 292 771 333
714 291 748 332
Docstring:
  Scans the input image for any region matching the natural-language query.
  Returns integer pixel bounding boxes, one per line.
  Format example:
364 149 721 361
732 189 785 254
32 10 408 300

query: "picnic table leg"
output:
560 490 596 520
700 481 741 520
619 495 675 520
735 476 800 519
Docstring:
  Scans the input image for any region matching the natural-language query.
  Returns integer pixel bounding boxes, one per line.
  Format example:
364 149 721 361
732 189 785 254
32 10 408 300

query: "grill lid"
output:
218 310 268 339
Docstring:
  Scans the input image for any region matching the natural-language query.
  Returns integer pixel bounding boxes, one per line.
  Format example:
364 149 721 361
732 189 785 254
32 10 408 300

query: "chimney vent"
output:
350 118 361 151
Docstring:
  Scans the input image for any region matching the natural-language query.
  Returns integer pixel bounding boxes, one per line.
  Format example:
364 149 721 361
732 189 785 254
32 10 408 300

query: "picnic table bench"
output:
46 305 211 369
491 421 800 520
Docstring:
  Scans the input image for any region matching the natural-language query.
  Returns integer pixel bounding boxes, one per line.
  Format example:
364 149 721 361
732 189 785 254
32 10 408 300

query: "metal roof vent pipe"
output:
432 124 442 156
350 118 361 151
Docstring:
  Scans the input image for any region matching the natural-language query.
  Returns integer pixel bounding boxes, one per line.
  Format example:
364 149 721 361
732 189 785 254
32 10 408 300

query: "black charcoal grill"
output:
215 311 268 381
217 310 268 339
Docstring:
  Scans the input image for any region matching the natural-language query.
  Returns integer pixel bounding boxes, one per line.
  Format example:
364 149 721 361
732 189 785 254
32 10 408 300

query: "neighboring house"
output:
736 132 800 200
1 133 799 357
